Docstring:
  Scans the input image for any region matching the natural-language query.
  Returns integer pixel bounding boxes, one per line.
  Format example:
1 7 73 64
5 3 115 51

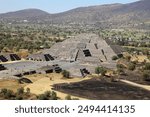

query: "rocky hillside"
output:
0 0 149 29
0 9 50 21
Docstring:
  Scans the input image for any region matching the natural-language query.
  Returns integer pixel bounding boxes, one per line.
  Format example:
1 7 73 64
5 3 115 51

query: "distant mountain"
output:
50 4 122 23
0 9 50 21
0 0 150 29
49 0 150 28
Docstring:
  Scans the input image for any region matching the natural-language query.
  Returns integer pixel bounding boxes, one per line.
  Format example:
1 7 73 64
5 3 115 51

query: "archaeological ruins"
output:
0 33 124 79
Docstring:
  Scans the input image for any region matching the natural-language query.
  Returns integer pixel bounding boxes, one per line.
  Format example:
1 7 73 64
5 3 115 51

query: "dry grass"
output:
0 73 91 99
24 74 44 82
0 79 26 92
131 55 149 62
24 73 90 100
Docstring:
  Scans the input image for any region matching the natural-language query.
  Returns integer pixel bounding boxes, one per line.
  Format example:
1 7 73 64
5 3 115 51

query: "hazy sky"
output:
0 0 139 13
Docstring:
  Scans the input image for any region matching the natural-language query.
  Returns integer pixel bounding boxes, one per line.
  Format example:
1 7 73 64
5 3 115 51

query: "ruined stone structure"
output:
0 64 6 71
43 34 122 63
42 33 123 76
0 53 21 62
0 55 8 62
0 33 124 78
27 53 54 61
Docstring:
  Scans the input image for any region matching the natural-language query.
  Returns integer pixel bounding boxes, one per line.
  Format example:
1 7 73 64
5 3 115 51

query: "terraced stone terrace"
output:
42 33 122 76
0 33 123 79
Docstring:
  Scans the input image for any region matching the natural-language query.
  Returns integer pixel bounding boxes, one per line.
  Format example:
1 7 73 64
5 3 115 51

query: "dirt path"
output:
120 80 150 91
24 73 91 100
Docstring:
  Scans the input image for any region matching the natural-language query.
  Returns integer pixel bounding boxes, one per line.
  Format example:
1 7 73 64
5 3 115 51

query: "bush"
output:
37 91 58 100
0 89 14 99
4 90 14 99
117 68 127 76
117 68 124 73
131 61 138 65
116 64 125 69
37 94 47 100
15 95 23 100
51 91 58 100
62 70 70 78
117 54 123 58
144 63 150 70
95 67 107 76
112 56 118 60
125 56 131 62
17 87 24 95
143 71 150 81
65 95 79 100
128 63 136 71
65 95 72 100
44 91 51 97
0 88 7 95
26 88 30 94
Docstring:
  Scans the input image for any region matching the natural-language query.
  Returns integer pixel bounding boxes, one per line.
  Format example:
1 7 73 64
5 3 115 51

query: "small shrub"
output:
144 63 150 70
15 95 23 100
128 63 136 71
44 91 51 97
65 95 72 100
0 88 7 95
125 56 131 62
116 64 126 70
4 90 14 99
26 88 30 94
37 91 58 100
112 56 118 60
51 91 58 100
62 70 70 78
95 67 107 76
143 71 150 81
37 94 47 100
117 54 123 58
17 87 24 95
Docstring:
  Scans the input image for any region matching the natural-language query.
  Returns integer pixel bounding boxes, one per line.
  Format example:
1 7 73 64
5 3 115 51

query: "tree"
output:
95 67 107 76
17 87 24 95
